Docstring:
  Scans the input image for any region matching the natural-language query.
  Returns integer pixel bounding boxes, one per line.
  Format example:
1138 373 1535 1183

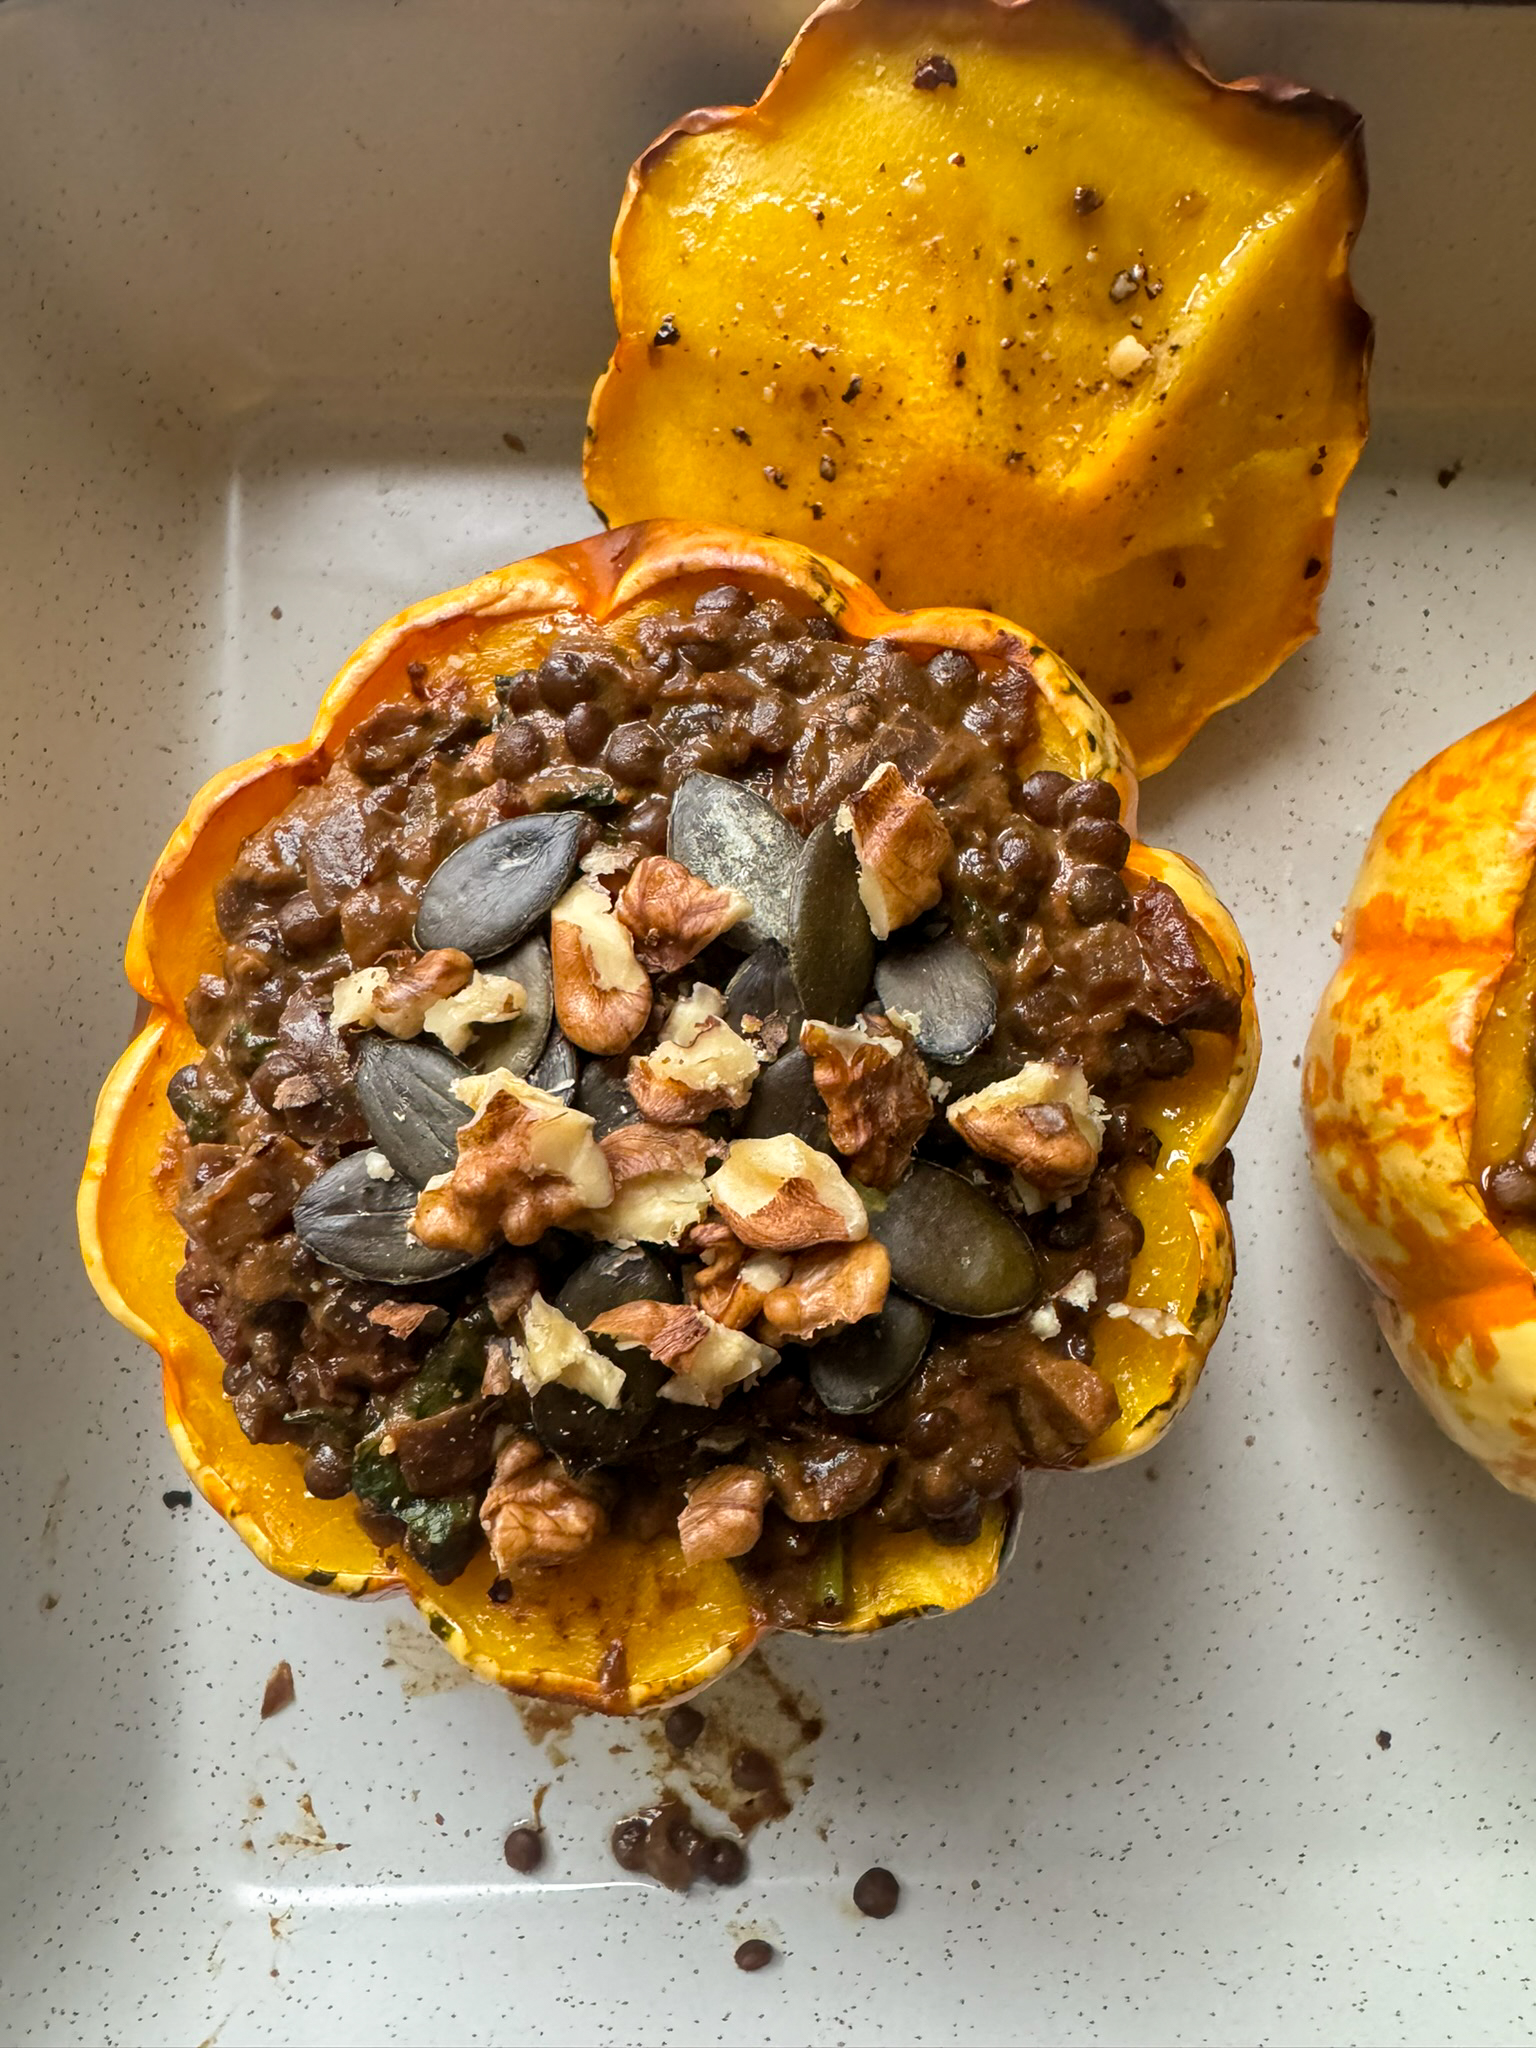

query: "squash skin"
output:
1304 697 1536 1499
78 518 1257 1709
584 0 1371 775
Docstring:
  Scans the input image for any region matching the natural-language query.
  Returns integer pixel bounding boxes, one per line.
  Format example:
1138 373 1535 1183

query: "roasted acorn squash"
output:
1306 697 1536 1500
585 0 1371 773
79 519 1257 1709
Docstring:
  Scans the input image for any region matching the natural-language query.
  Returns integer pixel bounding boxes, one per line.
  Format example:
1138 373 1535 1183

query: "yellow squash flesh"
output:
1305 696 1536 1498
585 0 1371 773
79 518 1257 1709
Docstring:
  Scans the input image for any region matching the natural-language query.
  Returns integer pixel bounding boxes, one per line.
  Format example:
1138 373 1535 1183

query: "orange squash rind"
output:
79 518 1257 1708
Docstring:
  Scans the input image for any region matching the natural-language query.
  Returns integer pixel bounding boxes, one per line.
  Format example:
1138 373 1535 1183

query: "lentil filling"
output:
169 582 1239 1620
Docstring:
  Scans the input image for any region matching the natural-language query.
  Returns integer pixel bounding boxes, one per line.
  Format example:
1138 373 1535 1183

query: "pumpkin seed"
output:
414 811 583 959
867 1163 1039 1318
353 1034 470 1186
554 1243 680 1326
528 1027 579 1106
874 936 996 1065
808 1292 934 1414
472 932 553 1076
736 1045 829 1150
724 940 803 1043
575 1055 637 1139
667 771 801 948
535 1249 681 1475
788 818 875 1026
293 1150 480 1286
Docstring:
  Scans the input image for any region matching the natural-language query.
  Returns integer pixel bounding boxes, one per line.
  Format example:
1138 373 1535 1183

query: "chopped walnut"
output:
481 1336 516 1397
410 1070 612 1253
947 1061 1106 1198
660 1319 778 1407
587 1298 712 1365
1108 333 1151 380
677 1466 771 1565
550 877 653 1055
421 970 525 1055
758 1239 890 1346
801 1012 932 1189
616 854 751 973
367 1300 448 1341
377 949 482 1038
328 965 389 1032
836 761 953 940
517 1293 626 1407
486 1250 541 1329
686 1237 790 1330
679 1216 735 1252
586 1297 777 1407
707 1134 869 1252
627 984 760 1124
572 1122 715 1245
479 1434 608 1577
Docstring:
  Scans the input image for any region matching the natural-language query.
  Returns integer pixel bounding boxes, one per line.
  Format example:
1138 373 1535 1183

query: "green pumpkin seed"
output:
724 940 803 1043
808 1293 934 1414
354 1035 470 1186
528 1028 579 1106
737 1045 829 1150
874 936 996 1065
788 818 875 1026
472 932 553 1076
293 1150 479 1286
553 1243 680 1326
574 1055 637 1138
867 1163 1039 1318
414 811 583 959
668 772 801 949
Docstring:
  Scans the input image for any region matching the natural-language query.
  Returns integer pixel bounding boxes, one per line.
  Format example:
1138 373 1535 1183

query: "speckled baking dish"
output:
4 4 1536 2045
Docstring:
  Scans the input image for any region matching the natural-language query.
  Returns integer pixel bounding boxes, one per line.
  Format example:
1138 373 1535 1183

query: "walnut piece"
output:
586 1297 778 1407
481 1336 516 1397
627 984 760 1124
572 1122 715 1245
340 949 475 1037
686 1237 791 1330
550 876 653 1055
659 1319 779 1406
801 1013 932 1189
706 1135 869 1252
586 1298 712 1365
367 1299 447 1340
515 1293 626 1407
616 854 751 974
836 761 953 940
758 1238 891 1346
410 1070 612 1253
677 1466 771 1565
479 1434 608 1577
947 1060 1106 1198
421 970 525 1055
486 1250 541 1330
